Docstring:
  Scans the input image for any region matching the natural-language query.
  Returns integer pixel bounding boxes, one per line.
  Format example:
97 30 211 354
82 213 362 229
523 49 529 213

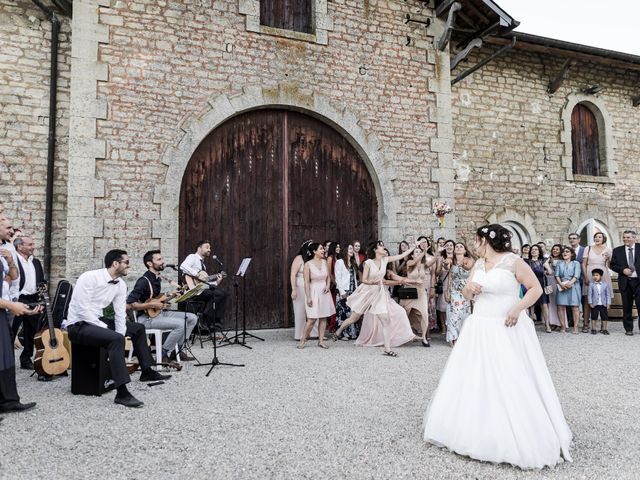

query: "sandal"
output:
317 343 329 349
296 341 306 350
383 350 398 357
331 333 339 342
602 330 610 335
545 328 552 333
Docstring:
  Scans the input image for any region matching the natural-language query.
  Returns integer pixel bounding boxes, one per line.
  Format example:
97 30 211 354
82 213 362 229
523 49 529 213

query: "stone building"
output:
1 0 639 327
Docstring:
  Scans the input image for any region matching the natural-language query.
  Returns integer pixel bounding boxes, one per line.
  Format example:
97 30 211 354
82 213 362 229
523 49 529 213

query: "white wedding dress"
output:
423 253 573 469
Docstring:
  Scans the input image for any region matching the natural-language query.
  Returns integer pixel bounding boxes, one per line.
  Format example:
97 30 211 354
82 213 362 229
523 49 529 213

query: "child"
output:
587 268 612 335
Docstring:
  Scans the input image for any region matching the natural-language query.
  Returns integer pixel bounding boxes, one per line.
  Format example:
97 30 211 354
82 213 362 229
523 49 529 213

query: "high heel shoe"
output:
331 333 339 342
422 340 430 347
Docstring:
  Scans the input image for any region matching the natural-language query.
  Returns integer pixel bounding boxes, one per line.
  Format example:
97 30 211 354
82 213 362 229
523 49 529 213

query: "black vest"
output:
16 256 46 293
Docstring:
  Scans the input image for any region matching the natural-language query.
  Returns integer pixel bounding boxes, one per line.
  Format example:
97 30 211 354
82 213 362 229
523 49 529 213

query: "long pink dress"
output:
304 261 336 319
293 259 318 340
582 245 613 297
349 257 415 347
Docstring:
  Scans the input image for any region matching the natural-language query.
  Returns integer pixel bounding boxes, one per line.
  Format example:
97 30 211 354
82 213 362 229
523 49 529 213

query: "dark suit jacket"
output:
16 256 46 294
610 243 640 291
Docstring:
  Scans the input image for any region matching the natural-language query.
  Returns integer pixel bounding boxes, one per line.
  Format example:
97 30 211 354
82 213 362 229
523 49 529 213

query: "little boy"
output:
587 268 612 335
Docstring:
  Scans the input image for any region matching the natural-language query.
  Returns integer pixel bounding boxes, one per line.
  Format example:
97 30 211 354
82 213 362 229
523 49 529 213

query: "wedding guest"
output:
401 245 437 347
335 244 360 340
418 236 438 331
537 242 549 259
610 230 640 336
588 268 611 335
298 243 335 349
333 240 420 356
544 244 563 330
353 240 365 266
555 246 582 334
567 232 587 329
445 242 474 346
290 240 316 341
581 232 612 332
520 244 530 259
527 244 551 333
394 241 410 276
436 237 446 254
435 240 455 335
326 242 341 332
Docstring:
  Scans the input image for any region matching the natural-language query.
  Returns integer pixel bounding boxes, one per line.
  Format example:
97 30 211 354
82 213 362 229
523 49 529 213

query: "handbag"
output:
397 287 418 299
543 272 554 295
435 270 450 295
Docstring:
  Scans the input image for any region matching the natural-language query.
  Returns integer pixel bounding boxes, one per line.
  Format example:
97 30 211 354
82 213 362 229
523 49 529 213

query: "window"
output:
571 103 601 176
260 0 313 33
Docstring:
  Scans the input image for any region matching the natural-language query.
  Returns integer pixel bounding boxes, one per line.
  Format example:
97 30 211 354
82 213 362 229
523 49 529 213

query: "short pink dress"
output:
347 258 390 315
304 260 336 319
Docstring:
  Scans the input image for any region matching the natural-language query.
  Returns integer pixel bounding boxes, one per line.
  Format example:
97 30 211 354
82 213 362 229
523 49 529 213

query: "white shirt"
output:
0 256 10 302
335 259 358 295
181 253 218 287
1 241 20 300
17 254 37 295
627 246 638 278
65 268 128 336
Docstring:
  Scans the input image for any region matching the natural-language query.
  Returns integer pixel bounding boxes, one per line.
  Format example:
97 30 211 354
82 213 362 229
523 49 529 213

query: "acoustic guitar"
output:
183 271 227 290
144 274 187 318
34 283 71 376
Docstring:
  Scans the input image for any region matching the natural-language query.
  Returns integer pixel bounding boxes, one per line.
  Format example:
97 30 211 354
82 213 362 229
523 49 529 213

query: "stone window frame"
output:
575 218 613 247
238 0 334 45
486 209 538 252
560 93 617 184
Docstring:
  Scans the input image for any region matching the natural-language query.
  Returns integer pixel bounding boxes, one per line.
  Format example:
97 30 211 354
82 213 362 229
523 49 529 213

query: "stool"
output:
71 343 113 396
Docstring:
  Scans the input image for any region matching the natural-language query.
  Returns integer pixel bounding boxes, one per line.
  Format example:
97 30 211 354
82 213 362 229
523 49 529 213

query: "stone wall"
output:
451 46 640 247
64 0 449 280
0 0 70 280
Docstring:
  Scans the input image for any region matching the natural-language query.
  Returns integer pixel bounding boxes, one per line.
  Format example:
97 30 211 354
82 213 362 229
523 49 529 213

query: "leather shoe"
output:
0 401 36 413
20 361 34 370
178 351 195 361
37 374 53 382
139 369 171 382
625 331 634 336
114 394 144 408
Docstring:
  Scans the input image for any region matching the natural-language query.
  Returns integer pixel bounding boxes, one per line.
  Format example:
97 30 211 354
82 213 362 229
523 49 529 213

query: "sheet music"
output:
236 257 252 277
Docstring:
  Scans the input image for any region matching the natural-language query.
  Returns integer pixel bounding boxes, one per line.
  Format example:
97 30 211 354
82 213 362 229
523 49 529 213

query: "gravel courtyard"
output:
1 322 639 480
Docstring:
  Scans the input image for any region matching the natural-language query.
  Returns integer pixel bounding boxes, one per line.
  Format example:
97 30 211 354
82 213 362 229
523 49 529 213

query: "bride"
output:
423 224 572 469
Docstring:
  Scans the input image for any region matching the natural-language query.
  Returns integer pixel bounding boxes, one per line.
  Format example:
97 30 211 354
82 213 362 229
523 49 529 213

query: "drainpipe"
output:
32 0 60 280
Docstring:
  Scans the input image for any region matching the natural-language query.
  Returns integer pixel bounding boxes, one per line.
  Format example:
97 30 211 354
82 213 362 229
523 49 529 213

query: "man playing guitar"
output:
127 250 197 362
180 240 227 330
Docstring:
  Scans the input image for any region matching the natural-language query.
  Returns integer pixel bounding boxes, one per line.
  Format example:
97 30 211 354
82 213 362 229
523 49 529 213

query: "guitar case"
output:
51 279 73 328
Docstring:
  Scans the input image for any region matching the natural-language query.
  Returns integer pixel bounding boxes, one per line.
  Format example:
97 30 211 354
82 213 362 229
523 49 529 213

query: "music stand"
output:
171 283 207 364
223 258 264 348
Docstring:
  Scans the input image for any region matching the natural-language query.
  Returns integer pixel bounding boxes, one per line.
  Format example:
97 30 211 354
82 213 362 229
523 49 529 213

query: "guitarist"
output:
12 237 46 374
126 250 197 363
180 240 227 330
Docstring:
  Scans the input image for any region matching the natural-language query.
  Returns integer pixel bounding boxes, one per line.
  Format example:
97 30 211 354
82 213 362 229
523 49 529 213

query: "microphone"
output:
164 264 178 270
212 255 224 267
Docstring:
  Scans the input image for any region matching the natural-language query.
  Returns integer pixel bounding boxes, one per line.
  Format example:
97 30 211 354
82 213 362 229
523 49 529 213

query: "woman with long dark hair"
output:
333 239 420 356
445 242 474 346
544 244 563 331
290 240 317 340
527 244 551 333
423 224 572 469
335 244 360 340
435 240 455 335
298 243 335 349
400 245 437 347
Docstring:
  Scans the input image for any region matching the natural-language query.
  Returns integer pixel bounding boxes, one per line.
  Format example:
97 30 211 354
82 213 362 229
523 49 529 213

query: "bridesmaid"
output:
326 242 341 332
582 232 613 330
290 240 318 340
335 244 360 340
555 246 582 334
435 240 455 335
544 244 563 331
400 246 437 347
333 239 421 356
445 242 475 346
298 243 335 349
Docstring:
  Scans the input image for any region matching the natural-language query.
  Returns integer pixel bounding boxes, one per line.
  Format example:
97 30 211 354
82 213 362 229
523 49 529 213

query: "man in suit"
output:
610 230 640 335
12 237 46 372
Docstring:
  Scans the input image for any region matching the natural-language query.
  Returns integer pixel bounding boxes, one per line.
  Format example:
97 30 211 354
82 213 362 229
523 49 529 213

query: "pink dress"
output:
347 258 390 315
356 291 416 347
293 259 318 340
304 261 336 319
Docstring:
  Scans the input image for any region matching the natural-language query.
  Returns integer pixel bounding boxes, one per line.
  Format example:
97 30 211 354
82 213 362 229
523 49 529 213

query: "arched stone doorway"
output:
179 109 379 329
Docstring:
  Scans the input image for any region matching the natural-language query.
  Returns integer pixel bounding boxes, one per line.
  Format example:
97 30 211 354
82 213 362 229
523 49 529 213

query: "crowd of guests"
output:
290 228 640 355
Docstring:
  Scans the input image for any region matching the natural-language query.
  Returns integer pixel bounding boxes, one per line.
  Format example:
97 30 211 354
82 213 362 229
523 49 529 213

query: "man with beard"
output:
127 250 197 362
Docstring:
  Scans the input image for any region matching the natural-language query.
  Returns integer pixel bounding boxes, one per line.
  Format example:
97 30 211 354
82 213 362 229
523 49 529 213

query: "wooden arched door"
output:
179 109 378 329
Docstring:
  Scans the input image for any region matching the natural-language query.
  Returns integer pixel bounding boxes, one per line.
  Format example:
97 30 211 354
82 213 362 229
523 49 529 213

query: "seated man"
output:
65 249 170 408
180 240 227 330
127 249 197 363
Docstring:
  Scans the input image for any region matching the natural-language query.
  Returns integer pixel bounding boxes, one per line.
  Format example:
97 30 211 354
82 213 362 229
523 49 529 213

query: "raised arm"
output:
387 241 422 263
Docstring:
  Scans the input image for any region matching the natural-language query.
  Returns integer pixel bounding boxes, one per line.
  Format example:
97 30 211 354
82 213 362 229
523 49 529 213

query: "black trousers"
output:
12 293 43 366
620 278 640 333
0 312 20 407
67 320 154 388
197 287 227 326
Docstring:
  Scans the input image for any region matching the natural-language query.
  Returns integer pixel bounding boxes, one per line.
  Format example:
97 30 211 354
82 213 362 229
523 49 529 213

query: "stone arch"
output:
567 208 620 248
152 83 399 260
486 209 538 250
560 93 617 181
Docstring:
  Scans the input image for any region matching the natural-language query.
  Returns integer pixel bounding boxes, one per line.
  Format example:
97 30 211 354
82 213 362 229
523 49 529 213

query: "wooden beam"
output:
452 37 516 85
451 37 483 69
436 0 458 17
437 1 462 51
465 1 491 24
547 59 576 94
487 37 640 73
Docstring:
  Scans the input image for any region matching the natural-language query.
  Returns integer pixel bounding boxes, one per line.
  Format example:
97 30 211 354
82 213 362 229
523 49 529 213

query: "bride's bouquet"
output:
433 200 453 227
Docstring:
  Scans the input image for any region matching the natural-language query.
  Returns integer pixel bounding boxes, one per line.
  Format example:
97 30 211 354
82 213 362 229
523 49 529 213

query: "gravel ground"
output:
1 321 639 480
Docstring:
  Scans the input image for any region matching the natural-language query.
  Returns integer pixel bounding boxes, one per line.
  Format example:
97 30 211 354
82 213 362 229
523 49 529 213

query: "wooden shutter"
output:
260 0 313 33
571 104 601 176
